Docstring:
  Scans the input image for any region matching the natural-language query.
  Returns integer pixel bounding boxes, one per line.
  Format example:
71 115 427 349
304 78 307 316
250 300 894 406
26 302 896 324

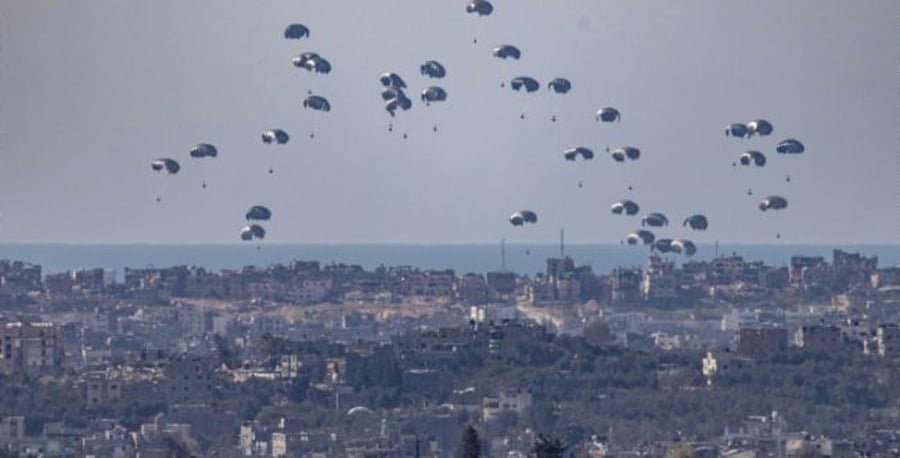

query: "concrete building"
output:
85 370 122 407
482 388 533 422
0 321 64 375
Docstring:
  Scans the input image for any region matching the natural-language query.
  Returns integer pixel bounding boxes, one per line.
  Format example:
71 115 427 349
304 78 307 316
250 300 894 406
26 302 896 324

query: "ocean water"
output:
0 244 897 280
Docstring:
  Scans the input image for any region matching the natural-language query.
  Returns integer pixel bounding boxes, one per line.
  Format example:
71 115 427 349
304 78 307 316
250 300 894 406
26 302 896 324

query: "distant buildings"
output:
0 321 63 375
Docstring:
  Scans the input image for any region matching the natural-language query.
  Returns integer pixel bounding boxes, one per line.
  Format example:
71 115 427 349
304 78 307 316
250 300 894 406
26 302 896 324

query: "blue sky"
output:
1 0 897 244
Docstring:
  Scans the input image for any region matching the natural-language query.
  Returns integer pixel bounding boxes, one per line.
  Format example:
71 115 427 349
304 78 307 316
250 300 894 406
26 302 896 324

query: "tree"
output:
532 433 568 458
458 424 482 458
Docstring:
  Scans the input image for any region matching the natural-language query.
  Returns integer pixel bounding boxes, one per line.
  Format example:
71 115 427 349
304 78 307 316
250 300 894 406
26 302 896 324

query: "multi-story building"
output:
789 256 827 287
832 249 877 291
642 256 679 301
85 370 122 407
609 266 642 304
486 271 517 296
0 321 64 375
482 388 533 422
0 260 42 293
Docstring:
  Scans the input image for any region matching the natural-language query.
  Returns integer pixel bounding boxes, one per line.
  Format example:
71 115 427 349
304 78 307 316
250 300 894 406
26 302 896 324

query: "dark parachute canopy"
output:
510 76 539 93
596 107 620 123
509 210 538 226
725 123 749 138
626 229 655 245
739 150 766 167
240 224 266 241
608 146 640 162
642 212 669 227
384 91 412 117
672 239 697 257
246 205 272 221
652 238 674 253
420 60 446 78
547 78 572 94
303 95 331 112
747 119 774 137
776 139 805 154
189 143 218 158
683 214 709 231
379 72 407 89
284 24 310 39
262 129 289 144
759 195 788 211
292 52 319 68
563 147 594 161
466 0 493 16
151 158 180 174
611 200 640 216
292 52 331 74
492 45 521 60
381 87 405 101
421 86 448 104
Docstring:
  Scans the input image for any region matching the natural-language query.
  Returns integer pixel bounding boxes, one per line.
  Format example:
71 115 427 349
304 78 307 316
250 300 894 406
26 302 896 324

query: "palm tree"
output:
532 433 568 458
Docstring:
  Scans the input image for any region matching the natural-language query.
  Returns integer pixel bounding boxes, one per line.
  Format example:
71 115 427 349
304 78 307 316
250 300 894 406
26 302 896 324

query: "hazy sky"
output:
1 1 897 245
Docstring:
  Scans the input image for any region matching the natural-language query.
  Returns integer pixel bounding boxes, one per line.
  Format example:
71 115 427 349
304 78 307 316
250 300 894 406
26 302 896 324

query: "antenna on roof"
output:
560 228 565 258
501 238 506 272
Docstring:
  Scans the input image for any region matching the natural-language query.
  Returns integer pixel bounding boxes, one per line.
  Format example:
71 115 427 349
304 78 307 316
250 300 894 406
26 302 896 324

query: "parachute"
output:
284 24 310 39
466 0 493 16
739 150 766 167
292 52 331 74
510 77 539 93
492 45 521 60
626 229 655 245
262 129 289 145
509 210 537 226
384 92 412 117
776 139 805 154
420 60 446 78
611 200 640 216
759 195 788 211
421 86 448 104
746 119 773 137
642 212 669 227
303 95 331 112
596 107 620 123
563 147 594 161
246 205 272 221
189 143 218 158
683 214 708 231
652 238 674 253
608 146 640 162
151 158 180 174
379 73 407 89
547 78 572 94
240 224 266 241
725 123 749 138
671 239 697 256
